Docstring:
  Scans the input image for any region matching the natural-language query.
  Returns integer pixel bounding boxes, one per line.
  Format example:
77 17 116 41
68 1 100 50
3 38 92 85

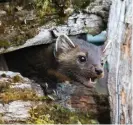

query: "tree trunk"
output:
106 0 132 124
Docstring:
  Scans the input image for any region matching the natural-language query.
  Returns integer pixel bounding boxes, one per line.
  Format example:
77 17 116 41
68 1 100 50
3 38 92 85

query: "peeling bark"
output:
106 0 132 124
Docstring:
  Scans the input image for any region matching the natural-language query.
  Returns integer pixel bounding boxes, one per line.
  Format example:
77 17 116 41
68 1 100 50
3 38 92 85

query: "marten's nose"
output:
95 68 103 75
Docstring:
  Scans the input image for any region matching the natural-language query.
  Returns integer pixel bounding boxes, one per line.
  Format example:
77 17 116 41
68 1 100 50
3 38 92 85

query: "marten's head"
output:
54 34 104 88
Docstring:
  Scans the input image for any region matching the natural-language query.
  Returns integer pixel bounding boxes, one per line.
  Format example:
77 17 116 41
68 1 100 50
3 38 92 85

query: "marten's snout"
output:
95 67 103 75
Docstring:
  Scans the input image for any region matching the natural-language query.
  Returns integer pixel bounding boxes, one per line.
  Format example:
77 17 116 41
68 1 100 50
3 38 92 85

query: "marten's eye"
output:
78 55 86 63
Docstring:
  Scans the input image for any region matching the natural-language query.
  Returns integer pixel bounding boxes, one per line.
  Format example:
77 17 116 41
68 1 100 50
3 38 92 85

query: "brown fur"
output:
4 35 104 88
54 35 104 87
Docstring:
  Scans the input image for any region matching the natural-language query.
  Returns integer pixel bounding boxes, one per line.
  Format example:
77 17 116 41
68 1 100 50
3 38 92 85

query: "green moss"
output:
12 75 23 83
0 82 52 103
0 115 4 124
9 34 27 47
72 0 93 10
0 36 26 48
0 74 52 103
27 103 98 124
35 0 53 17
34 0 70 24
0 80 10 92
9 27 37 47
1 73 7 77
0 88 39 103
0 41 10 48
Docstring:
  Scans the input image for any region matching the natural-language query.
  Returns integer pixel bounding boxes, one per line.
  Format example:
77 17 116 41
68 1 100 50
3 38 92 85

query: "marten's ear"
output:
55 34 75 53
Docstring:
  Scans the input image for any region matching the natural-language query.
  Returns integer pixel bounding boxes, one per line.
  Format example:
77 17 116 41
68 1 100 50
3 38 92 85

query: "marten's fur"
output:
4 35 104 88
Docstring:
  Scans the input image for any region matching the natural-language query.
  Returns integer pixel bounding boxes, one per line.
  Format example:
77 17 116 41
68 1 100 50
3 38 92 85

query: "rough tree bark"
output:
105 0 132 124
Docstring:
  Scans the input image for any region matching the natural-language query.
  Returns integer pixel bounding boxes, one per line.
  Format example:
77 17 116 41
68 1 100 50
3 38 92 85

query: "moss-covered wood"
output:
27 103 98 124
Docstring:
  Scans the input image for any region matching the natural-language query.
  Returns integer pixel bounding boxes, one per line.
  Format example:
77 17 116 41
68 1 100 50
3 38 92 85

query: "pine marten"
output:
4 34 104 88
51 34 104 88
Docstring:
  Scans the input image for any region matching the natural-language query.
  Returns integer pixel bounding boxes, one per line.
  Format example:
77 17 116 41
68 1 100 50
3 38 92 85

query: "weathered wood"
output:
106 0 132 124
